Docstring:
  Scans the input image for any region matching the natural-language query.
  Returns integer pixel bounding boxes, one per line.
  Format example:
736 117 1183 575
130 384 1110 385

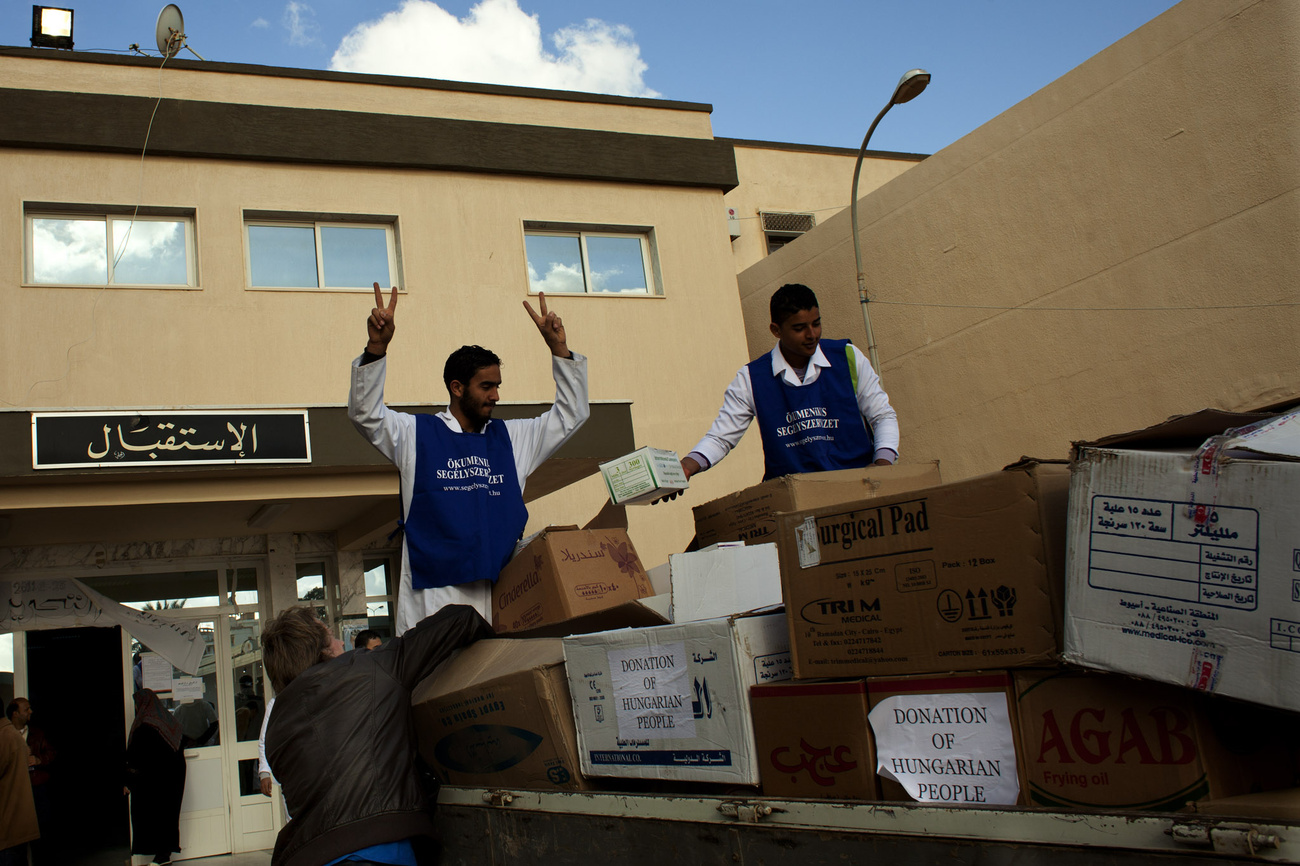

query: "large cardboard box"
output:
411 638 590 791
493 526 656 636
776 461 1070 679
1062 409 1300 711
867 671 1025 806
750 680 878 799
669 542 781 623
1013 668 1298 811
692 462 942 549
563 612 792 785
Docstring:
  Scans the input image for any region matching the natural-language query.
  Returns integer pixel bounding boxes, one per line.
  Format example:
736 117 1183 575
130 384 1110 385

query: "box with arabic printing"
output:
563 612 791 784
750 679 878 799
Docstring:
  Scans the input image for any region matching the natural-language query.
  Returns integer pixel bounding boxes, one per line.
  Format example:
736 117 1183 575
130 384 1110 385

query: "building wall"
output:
0 53 761 570
723 141 921 273
736 0 1299 483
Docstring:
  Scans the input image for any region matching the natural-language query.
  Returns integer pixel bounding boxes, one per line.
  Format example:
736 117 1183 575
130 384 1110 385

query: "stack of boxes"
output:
411 413 1300 814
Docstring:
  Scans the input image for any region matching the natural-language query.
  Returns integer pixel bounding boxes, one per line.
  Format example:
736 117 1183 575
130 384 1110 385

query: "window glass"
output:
525 234 584 294
248 225 317 288
227 567 259 607
111 219 188 285
321 226 390 288
31 217 108 284
363 560 391 598
586 236 648 294
93 570 221 611
131 625 220 748
296 562 330 625
0 633 13 711
228 611 265 743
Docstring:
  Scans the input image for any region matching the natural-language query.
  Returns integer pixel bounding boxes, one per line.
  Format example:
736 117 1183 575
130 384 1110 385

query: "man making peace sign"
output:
348 284 589 633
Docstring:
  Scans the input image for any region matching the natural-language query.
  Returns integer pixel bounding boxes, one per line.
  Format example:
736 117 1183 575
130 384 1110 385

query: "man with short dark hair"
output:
353 629 383 651
682 284 899 482
349 283 589 634
261 603 490 866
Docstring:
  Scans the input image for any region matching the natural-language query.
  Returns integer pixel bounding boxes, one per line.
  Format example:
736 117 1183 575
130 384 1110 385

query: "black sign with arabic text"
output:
32 410 311 469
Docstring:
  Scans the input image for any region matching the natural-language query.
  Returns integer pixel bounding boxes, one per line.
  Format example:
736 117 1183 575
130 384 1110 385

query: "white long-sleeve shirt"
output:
349 351 590 632
687 342 899 472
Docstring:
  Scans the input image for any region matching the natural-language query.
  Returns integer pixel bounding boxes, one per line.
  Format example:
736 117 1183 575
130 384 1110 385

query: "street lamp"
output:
850 68 930 378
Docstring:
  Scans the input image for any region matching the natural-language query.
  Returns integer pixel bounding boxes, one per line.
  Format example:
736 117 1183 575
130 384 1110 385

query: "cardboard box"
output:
493 526 656 636
411 638 590 791
1062 408 1300 711
1013 668 1298 811
669 542 781 623
750 680 878 799
776 461 1069 679
867 671 1025 806
600 446 689 505
563 612 792 784
692 462 942 549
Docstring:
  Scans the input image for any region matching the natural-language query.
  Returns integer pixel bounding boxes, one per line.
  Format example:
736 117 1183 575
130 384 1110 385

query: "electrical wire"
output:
870 299 1300 312
4 39 177 408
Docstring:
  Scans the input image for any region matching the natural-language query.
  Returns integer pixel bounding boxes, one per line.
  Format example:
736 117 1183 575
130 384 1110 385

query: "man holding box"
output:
682 283 899 482
349 283 589 634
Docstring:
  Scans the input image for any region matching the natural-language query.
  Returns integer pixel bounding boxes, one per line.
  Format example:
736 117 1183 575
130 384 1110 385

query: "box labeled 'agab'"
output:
1063 408 1300 712
692 462 941 549
412 638 590 790
750 679 878 799
563 612 791 785
776 461 1069 680
600 446 689 505
1013 668 1298 811
492 526 658 636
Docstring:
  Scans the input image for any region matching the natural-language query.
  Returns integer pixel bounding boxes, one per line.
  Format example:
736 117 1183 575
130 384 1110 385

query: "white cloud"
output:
251 18 270 29
527 261 585 295
330 0 659 98
284 2 321 47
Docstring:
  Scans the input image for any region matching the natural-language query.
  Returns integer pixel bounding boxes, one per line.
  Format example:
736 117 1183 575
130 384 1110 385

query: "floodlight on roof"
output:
31 5 74 50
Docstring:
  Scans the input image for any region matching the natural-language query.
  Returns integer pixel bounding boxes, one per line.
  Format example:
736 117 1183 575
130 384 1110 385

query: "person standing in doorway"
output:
124 689 186 866
349 283 589 634
1 702 39 866
681 283 899 482
7 699 54 864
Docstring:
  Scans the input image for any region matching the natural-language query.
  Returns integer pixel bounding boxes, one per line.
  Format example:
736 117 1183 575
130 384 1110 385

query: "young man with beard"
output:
681 283 899 483
349 283 589 634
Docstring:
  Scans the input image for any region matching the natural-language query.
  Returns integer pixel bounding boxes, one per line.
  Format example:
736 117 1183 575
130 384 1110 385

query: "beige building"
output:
0 41 922 862
722 139 923 272
738 0 1299 483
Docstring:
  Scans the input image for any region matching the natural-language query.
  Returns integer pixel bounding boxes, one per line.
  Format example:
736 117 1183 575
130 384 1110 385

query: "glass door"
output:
224 569 277 851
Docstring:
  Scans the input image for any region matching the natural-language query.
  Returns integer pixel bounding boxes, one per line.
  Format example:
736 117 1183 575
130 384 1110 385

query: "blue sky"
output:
10 0 1180 154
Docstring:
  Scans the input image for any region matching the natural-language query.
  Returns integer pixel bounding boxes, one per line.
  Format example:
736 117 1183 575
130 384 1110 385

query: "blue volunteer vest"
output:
749 338 875 481
404 415 528 589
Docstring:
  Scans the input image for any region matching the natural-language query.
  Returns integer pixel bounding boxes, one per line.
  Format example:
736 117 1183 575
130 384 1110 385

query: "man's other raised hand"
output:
367 282 398 356
523 291 571 358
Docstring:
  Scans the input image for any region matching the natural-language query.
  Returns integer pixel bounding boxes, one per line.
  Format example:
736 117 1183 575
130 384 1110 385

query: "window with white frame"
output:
761 211 816 255
523 222 659 296
24 203 196 287
244 212 399 291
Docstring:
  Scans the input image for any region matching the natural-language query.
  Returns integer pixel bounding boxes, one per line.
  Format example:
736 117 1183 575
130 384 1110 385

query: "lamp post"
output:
851 68 930 379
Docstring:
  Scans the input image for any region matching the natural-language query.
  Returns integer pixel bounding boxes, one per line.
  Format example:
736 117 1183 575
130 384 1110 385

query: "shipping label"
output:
1087 495 1260 611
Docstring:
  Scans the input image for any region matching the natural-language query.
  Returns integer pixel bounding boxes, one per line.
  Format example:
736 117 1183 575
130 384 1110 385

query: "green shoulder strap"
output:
847 343 859 393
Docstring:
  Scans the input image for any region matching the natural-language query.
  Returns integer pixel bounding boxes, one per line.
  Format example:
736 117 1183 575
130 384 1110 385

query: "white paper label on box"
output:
869 691 1019 805
609 641 695 739
796 516 821 568
171 676 205 700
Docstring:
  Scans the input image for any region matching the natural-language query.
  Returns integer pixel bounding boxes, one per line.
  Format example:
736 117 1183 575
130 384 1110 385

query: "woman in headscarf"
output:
124 689 186 866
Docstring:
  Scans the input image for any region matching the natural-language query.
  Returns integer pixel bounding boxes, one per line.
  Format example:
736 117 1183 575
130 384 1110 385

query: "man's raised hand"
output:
523 291 571 358
368 282 398 356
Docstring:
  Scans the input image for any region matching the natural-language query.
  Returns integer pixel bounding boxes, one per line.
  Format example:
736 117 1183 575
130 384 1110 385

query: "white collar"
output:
768 343 830 383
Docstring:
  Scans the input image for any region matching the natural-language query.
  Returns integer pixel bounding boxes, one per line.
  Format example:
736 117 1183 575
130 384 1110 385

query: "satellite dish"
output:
155 4 205 60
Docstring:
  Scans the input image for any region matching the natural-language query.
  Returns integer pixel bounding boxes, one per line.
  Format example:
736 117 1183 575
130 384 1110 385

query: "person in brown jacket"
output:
0 709 39 866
